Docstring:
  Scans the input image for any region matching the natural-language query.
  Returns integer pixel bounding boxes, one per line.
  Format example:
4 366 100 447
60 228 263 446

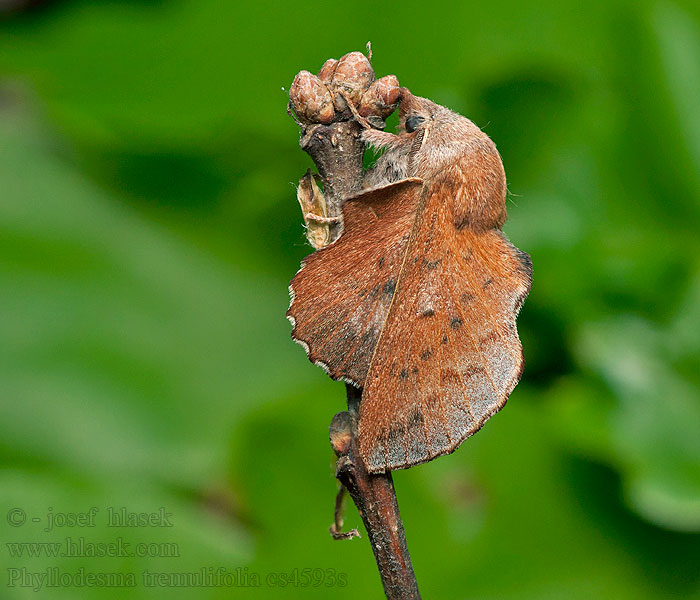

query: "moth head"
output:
398 88 441 135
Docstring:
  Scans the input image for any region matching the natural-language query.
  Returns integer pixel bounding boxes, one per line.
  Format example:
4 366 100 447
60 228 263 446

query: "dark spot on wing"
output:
420 308 435 317
369 284 381 299
412 366 418 374
378 257 385 268
423 258 441 270
483 278 493 289
461 292 474 304
359 329 379 354
362 329 376 342
420 348 432 361
383 279 396 298
388 423 405 441
463 249 473 261
451 317 463 329
441 335 448 344
479 331 499 348
409 409 424 426
441 369 461 384
399 368 409 380
463 365 486 378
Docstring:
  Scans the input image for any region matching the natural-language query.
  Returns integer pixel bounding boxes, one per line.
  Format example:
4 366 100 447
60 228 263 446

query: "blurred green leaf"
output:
654 2 700 183
572 308 700 531
0 102 315 486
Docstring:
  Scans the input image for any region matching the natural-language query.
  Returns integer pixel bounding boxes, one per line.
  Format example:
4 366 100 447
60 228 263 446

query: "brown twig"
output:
338 385 420 599
299 120 364 243
297 117 421 599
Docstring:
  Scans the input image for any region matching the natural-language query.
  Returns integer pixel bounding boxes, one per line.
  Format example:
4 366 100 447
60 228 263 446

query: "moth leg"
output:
361 128 403 151
328 483 361 541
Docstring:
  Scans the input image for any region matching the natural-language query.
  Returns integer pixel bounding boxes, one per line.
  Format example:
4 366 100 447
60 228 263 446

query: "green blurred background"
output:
1 0 699 597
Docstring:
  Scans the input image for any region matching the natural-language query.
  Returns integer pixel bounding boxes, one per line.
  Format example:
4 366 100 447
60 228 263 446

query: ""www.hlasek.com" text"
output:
6 537 179 559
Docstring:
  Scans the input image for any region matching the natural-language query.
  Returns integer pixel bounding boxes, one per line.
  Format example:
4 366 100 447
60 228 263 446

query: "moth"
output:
288 88 532 474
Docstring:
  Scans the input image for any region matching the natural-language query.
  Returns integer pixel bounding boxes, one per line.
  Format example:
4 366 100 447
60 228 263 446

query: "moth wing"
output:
288 178 423 386
359 186 532 472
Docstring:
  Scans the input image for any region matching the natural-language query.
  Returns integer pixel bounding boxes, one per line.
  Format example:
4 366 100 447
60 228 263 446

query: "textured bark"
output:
335 385 420 600
299 121 364 243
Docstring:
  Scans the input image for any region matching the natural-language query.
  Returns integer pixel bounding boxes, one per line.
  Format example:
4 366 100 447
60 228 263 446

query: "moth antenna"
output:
361 129 403 151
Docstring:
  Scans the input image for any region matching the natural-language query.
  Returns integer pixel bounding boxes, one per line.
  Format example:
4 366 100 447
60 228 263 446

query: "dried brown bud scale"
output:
317 58 338 83
358 74 400 120
331 51 375 111
289 70 335 124
296 171 331 249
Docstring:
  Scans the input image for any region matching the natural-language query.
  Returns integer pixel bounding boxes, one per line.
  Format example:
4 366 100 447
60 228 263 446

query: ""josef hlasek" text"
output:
43 507 173 532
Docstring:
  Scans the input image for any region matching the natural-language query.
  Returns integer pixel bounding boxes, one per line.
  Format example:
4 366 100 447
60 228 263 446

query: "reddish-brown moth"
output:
288 87 532 474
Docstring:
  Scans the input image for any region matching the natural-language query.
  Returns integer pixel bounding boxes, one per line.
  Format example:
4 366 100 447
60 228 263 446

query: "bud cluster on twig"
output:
289 51 399 129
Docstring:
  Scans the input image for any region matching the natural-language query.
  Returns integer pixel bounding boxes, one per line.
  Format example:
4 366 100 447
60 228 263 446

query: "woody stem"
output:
298 119 421 600
338 384 420 599
299 120 364 243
